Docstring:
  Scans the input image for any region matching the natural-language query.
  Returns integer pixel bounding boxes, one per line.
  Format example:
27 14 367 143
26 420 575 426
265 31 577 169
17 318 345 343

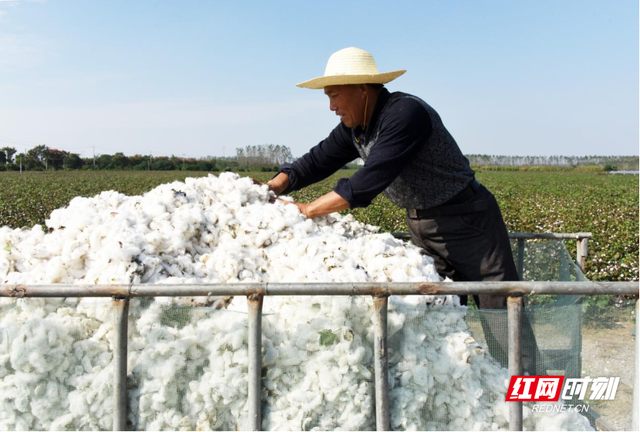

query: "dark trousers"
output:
406 181 541 373
406 182 518 303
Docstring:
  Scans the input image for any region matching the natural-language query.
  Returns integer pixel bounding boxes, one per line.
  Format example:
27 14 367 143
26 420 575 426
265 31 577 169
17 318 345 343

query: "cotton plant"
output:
0 173 592 431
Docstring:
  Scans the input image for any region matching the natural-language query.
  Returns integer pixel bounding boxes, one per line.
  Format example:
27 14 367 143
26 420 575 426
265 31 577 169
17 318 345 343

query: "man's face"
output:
324 85 366 128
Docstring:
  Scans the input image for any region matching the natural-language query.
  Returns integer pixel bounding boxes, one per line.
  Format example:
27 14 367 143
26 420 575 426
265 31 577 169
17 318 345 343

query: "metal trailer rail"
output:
393 232 593 274
1 281 637 431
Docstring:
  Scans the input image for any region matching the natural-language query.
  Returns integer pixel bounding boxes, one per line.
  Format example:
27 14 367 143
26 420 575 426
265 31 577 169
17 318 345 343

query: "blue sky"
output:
0 0 637 159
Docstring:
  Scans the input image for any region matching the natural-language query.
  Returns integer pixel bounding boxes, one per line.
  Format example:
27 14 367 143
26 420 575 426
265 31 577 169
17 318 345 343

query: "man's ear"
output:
358 84 368 98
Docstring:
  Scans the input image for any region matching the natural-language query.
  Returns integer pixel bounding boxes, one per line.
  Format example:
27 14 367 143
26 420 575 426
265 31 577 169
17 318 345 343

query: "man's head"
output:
324 84 383 128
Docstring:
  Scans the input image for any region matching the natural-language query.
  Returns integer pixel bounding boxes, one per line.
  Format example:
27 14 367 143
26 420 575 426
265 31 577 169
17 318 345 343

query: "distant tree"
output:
45 149 68 170
236 148 246 168
151 158 174 170
235 144 293 169
13 153 25 171
64 153 84 170
195 160 216 171
127 154 147 169
25 145 48 170
110 152 129 169
96 154 113 169
1 147 17 165
170 155 182 170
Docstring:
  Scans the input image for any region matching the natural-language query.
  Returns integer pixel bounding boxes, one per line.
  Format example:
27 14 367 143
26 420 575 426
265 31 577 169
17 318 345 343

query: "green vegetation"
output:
318 330 338 346
0 170 637 285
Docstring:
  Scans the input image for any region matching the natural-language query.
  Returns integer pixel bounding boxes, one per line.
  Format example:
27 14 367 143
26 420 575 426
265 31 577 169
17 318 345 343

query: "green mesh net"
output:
466 239 586 375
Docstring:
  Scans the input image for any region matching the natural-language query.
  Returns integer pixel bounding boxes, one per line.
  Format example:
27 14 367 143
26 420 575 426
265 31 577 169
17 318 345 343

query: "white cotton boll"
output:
68 391 88 417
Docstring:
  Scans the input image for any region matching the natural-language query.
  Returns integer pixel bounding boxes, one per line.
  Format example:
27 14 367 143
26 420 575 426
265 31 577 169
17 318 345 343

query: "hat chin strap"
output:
361 94 369 130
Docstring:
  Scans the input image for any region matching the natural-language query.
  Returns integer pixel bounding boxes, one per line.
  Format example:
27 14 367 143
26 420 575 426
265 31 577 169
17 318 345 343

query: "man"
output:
267 47 519 310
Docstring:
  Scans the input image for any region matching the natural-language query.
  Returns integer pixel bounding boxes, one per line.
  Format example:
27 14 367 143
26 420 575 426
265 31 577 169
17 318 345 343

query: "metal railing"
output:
1 281 638 431
393 232 593 274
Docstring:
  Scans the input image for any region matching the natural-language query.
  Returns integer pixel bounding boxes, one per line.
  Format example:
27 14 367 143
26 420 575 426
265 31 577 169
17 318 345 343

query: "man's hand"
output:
266 173 290 196
292 201 310 217
250 178 276 203
280 192 349 219
277 199 311 217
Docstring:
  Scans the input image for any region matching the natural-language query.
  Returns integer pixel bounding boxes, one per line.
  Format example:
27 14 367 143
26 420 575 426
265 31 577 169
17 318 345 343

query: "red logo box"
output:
506 376 565 401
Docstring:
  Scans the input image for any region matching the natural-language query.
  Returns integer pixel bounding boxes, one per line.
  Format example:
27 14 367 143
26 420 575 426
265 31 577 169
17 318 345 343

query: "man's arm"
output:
291 191 350 218
275 122 358 195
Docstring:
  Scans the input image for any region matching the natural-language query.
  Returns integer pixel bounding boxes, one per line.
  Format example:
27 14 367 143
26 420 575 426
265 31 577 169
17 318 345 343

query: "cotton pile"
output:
0 173 592 431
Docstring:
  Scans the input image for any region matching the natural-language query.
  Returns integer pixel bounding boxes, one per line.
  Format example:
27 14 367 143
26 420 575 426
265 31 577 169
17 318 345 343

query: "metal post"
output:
516 239 525 279
576 238 589 273
632 299 639 431
113 297 129 431
373 295 390 431
507 296 523 431
559 244 570 281
247 293 264 431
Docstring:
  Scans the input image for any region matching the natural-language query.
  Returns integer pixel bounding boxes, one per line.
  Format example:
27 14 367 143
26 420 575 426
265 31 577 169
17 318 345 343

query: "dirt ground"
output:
581 318 636 431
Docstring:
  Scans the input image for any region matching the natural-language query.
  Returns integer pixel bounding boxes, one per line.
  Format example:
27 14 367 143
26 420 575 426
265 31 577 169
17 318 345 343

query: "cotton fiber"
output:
0 173 592 430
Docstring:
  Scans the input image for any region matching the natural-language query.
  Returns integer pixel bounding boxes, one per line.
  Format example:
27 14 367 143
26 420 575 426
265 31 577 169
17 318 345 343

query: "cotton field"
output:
0 173 593 430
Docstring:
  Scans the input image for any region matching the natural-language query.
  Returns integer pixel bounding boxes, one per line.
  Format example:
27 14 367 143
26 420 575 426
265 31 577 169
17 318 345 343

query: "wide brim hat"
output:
296 47 406 89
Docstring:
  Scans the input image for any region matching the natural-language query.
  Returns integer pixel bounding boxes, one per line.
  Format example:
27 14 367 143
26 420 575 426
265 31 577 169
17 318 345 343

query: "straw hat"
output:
296 47 406 89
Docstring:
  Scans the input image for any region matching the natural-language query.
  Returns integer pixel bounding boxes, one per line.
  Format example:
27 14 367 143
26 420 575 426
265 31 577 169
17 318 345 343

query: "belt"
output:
407 179 487 219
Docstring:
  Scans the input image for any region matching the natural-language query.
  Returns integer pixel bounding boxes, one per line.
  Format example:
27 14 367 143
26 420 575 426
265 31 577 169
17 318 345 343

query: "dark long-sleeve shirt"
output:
280 88 475 210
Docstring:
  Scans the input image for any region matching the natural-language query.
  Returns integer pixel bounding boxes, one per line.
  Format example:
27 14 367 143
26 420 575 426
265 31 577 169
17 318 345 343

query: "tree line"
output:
3 145 636 172
466 154 639 171
236 144 293 169
0 144 295 172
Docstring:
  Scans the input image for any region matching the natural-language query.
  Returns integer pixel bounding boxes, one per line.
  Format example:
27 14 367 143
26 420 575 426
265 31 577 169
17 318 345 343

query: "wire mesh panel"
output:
466 239 585 375
0 297 115 431
261 296 376 431
510 239 587 284
127 299 249 431
387 302 510 431
0 293 604 431
387 301 592 431
0 236 626 432
465 304 582 377
461 239 599 430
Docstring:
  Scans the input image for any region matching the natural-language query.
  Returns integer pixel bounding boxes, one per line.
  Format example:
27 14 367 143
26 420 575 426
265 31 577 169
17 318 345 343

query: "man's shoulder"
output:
381 91 432 122
388 91 429 108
